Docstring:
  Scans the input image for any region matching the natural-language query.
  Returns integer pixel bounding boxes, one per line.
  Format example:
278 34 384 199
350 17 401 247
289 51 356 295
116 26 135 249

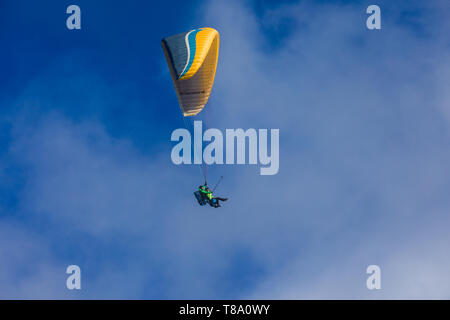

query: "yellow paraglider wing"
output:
161 28 219 117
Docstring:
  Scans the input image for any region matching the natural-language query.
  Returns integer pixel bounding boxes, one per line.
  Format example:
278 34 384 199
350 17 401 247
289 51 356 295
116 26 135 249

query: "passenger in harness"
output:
195 184 228 208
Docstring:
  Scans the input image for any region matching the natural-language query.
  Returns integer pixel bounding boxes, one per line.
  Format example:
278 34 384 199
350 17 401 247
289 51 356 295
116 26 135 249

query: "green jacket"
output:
199 187 213 200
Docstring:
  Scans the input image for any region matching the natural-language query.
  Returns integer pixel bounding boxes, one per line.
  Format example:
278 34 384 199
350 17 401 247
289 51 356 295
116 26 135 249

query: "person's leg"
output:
215 197 228 201
211 198 220 207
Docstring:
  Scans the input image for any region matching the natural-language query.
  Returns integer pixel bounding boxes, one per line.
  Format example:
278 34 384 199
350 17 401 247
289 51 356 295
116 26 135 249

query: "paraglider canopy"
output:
161 28 220 117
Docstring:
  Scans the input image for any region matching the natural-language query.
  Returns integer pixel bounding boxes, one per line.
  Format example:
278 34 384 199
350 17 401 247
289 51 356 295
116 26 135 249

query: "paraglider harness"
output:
194 177 223 208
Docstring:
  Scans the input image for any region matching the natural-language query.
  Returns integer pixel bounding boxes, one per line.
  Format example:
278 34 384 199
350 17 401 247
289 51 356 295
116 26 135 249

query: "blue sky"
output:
0 0 449 299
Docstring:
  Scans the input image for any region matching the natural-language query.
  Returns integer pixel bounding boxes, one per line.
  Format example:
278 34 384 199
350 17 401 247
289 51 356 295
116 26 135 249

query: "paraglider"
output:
194 177 228 208
162 27 228 207
161 27 219 116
